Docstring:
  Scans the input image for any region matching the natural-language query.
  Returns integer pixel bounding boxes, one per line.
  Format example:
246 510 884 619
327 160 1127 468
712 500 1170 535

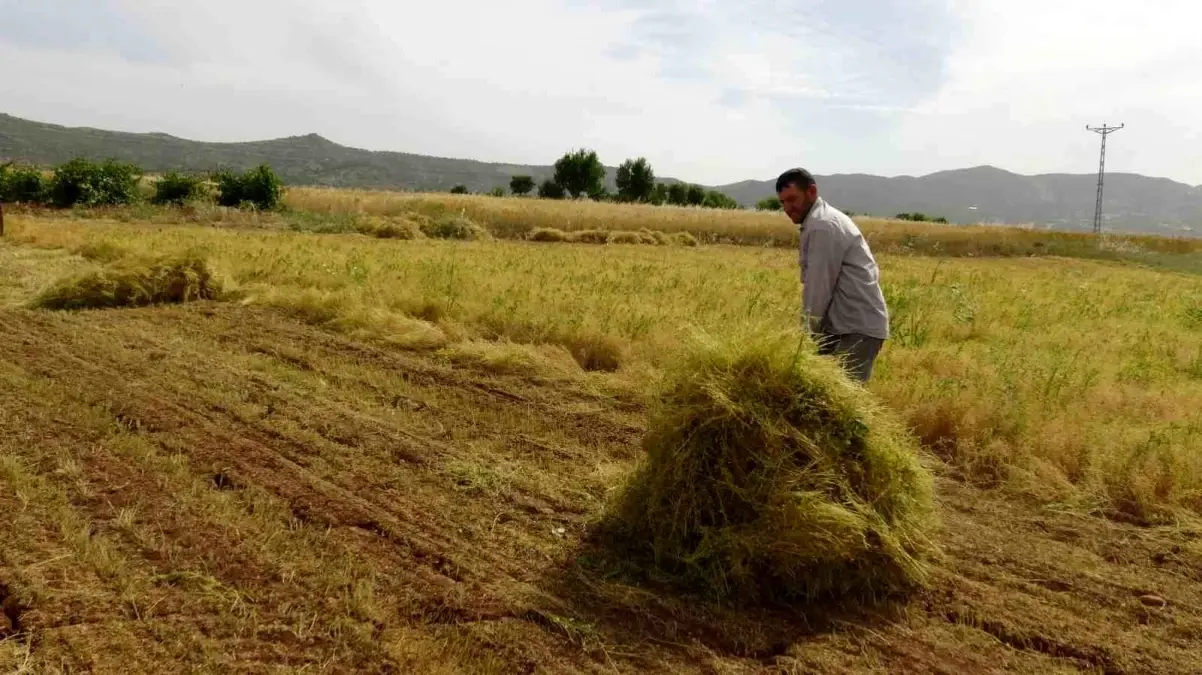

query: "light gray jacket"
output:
798 197 890 340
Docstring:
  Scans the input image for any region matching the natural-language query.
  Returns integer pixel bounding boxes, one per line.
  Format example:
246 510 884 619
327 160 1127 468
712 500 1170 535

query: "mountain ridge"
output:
3 112 1200 236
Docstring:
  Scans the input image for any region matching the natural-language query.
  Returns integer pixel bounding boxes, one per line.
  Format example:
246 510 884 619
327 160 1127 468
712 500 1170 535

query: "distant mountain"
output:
718 167 1202 236
0 112 576 193
3 112 1200 236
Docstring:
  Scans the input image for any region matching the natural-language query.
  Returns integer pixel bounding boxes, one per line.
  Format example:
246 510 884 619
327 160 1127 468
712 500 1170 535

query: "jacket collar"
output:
799 196 825 230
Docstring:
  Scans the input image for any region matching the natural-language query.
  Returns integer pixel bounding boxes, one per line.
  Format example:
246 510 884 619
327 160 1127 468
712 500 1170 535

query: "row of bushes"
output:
0 160 284 210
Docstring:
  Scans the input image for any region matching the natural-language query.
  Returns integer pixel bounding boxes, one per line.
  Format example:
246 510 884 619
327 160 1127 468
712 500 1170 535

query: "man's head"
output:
775 168 818 224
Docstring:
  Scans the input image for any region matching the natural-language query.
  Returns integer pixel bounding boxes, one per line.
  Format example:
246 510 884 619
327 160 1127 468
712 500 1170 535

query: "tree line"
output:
0 159 284 210
450 149 741 210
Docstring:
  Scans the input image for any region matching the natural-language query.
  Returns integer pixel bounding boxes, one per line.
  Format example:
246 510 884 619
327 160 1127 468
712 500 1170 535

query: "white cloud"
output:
894 0 1202 183
3 0 1201 185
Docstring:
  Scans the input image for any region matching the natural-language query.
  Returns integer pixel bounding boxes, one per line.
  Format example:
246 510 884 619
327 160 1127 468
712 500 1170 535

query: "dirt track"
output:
1 304 1200 673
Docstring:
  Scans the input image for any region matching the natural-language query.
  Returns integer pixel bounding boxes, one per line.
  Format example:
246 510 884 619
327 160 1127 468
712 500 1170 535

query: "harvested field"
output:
2 206 1202 673
0 303 1199 673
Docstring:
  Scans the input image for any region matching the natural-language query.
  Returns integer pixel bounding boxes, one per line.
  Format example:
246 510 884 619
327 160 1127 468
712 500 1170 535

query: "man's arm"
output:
801 223 845 335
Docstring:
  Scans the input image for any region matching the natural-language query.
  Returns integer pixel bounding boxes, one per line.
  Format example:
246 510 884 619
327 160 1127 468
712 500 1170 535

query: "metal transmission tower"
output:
1086 122 1124 235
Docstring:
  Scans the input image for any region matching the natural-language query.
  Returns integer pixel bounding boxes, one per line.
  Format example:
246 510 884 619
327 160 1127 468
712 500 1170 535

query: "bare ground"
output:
1 303 1200 674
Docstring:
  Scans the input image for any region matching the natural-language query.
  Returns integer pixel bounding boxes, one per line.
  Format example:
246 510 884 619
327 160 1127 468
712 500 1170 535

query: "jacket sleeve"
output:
801 223 844 335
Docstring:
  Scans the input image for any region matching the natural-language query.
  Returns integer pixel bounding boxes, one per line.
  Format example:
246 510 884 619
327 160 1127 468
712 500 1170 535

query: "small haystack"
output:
601 327 935 604
31 252 220 311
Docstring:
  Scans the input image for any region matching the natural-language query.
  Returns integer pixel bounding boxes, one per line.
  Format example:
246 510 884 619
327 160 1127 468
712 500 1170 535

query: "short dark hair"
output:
775 168 816 193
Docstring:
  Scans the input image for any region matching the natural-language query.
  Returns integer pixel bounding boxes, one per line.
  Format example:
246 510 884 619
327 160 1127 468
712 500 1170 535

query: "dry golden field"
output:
2 192 1202 673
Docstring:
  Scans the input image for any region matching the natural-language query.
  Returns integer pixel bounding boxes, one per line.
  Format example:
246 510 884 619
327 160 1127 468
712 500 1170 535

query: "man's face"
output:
778 183 817 224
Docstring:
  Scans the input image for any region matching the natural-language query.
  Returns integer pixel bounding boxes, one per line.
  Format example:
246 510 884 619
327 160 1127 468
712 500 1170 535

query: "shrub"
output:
756 197 782 211
30 252 220 311
528 227 570 242
489 187 506 198
597 327 936 604
48 158 142 208
422 213 491 240
896 213 929 222
450 185 469 195
538 180 566 200
667 183 689 206
152 172 207 206
510 175 536 196
703 190 739 210
0 165 47 204
214 164 284 210
650 183 669 206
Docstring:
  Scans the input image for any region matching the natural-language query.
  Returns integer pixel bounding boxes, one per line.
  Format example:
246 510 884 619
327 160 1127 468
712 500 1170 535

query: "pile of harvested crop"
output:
600 327 936 604
31 252 220 310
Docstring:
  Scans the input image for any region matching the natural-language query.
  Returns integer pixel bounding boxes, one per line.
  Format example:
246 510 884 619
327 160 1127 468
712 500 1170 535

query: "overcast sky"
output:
2 0 1200 186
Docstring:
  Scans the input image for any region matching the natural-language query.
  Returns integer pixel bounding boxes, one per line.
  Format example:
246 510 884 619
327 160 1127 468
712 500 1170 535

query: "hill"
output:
4 112 1202 235
0 112 583 194
721 166 1202 235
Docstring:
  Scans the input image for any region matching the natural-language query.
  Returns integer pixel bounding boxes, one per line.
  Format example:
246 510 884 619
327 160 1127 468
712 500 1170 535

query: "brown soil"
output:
1 303 1200 673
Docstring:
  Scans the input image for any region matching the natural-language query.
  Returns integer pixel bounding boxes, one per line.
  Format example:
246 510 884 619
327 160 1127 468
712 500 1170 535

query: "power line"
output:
1086 122 1124 235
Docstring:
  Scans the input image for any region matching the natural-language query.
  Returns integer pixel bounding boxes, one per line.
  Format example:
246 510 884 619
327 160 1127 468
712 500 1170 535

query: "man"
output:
776 168 890 383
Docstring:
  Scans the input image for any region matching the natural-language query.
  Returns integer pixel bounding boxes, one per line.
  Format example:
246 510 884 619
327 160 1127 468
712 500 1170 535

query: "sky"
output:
2 0 1200 186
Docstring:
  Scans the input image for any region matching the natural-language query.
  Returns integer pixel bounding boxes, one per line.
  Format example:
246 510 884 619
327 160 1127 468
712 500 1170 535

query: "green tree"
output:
649 183 668 206
686 184 706 206
615 157 656 203
213 164 284 210
666 182 689 206
509 175 535 196
703 190 739 210
152 172 206 206
553 148 605 199
450 185 469 194
538 179 566 199
49 158 142 208
756 196 782 211
0 164 47 204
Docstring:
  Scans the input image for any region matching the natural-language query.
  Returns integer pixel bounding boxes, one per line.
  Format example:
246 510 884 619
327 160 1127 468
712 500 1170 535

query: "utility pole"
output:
1086 122 1124 235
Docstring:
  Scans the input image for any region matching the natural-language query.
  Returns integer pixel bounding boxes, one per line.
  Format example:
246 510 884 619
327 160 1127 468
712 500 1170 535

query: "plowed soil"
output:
2 303 1201 674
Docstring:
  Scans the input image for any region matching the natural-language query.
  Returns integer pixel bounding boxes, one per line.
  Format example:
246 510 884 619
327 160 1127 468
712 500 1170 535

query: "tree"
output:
538 179 566 199
152 171 206 206
703 190 739 210
615 157 655 203
686 184 706 206
667 182 689 206
756 196 782 211
213 164 284 210
490 187 506 198
553 148 605 199
0 164 47 204
509 175 535 196
650 183 668 206
49 158 142 208
450 185 469 194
